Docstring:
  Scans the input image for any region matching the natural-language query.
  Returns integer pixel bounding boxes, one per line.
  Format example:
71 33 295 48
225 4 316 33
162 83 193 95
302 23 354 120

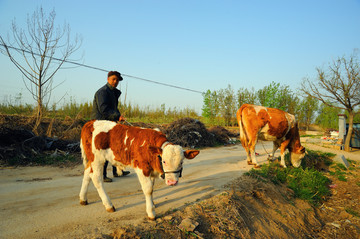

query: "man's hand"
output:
119 116 126 122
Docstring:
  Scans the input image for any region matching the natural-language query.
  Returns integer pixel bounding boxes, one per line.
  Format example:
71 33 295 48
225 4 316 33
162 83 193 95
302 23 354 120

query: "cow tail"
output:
237 107 249 148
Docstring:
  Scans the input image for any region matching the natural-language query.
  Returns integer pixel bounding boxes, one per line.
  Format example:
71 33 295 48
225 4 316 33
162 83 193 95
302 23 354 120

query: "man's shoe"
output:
114 171 130 177
103 177 112 183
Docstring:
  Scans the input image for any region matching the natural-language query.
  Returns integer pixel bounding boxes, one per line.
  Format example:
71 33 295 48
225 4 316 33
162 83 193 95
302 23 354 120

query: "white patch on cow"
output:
253 105 267 114
258 123 277 141
130 138 135 146
153 128 161 132
125 148 128 151
124 130 128 144
140 140 146 147
93 120 117 133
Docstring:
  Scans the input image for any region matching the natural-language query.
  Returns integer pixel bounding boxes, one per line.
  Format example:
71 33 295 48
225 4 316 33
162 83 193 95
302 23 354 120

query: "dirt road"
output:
1 142 359 239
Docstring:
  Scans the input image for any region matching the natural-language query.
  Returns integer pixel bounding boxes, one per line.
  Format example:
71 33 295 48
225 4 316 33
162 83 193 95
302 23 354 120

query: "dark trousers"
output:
103 161 117 178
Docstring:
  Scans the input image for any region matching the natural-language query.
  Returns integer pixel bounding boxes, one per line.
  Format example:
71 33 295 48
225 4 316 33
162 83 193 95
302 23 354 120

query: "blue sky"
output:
0 0 359 114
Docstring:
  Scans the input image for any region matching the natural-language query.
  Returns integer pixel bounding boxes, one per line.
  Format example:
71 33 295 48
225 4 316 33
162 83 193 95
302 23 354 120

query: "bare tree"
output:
0 7 82 132
301 51 360 151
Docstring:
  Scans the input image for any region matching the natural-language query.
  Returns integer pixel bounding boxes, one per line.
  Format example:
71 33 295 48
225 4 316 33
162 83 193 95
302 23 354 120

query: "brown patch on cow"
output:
266 109 290 138
94 132 110 150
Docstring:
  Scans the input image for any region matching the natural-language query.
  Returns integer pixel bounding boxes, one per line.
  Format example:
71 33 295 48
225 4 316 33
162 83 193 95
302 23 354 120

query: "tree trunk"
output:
344 111 354 152
33 83 43 134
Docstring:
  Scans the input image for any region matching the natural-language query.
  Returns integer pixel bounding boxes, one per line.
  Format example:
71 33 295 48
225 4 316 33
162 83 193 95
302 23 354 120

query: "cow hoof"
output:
106 206 116 213
247 161 254 165
148 216 155 221
80 200 88 206
254 164 261 168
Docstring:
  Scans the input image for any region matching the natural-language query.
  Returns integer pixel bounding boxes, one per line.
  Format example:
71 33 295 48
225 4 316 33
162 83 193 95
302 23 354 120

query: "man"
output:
91 71 130 182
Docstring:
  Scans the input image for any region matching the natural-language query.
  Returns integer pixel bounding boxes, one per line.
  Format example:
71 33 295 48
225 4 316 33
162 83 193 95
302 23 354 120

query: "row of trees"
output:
202 82 320 129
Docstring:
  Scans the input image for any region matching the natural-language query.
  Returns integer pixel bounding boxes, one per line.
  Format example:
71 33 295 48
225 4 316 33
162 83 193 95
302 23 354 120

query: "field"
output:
0 114 360 238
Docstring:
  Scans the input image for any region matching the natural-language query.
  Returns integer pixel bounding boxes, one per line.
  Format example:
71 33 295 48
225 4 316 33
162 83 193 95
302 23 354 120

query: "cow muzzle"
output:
160 168 183 180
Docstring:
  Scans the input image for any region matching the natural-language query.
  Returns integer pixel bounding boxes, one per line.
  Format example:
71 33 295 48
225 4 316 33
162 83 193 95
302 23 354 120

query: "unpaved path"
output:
1 142 359 239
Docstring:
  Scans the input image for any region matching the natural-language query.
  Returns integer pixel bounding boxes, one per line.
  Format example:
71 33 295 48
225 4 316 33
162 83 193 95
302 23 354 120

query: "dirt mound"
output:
112 175 322 238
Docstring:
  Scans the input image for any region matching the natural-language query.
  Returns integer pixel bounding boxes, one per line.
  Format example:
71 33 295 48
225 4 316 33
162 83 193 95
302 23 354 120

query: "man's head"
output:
107 71 123 88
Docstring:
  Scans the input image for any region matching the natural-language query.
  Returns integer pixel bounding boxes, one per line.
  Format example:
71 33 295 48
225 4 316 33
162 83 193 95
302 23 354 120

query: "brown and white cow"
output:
236 104 305 168
79 120 199 220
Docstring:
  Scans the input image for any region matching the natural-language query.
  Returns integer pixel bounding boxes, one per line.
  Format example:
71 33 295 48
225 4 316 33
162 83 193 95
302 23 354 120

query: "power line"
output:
0 43 204 94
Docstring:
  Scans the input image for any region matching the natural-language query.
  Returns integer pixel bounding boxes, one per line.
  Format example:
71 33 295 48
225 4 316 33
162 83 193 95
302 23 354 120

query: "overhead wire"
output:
0 43 204 94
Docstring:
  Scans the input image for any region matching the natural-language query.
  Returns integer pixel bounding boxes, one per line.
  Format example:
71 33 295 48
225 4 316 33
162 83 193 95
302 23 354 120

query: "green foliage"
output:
297 95 319 130
257 81 298 113
315 102 342 129
236 87 257 108
245 150 333 206
329 163 348 182
218 85 237 126
202 89 219 122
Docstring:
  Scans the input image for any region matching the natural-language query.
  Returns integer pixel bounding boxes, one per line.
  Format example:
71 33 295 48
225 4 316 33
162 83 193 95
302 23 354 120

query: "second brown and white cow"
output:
79 120 199 220
236 104 305 168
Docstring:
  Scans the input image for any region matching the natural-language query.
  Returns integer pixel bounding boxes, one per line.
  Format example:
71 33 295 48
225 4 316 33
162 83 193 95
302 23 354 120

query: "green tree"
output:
298 95 319 130
202 89 220 124
257 81 297 112
218 85 236 126
236 87 257 108
315 103 341 129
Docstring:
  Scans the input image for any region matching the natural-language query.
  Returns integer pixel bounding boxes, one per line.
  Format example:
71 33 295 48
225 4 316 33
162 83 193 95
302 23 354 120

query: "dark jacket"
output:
91 83 121 121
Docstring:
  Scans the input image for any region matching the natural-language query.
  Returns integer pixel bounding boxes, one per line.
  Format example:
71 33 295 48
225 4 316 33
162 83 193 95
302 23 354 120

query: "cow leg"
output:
79 166 91 205
270 142 280 161
90 160 115 212
245 148 253 165
250 148 260 168
279 140 290 168
248 139 260 168
135 168 156 220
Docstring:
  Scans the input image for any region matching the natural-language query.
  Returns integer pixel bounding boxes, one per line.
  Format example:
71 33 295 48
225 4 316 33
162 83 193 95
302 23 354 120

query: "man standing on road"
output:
91 71 130 182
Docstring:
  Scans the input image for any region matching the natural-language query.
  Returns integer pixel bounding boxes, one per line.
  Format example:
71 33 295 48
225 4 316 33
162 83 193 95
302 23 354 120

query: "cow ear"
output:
184 150 200 159
148 145 162 155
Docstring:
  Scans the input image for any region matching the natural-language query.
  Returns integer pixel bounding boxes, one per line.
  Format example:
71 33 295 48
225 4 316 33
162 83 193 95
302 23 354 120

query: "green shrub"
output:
245 150 333 206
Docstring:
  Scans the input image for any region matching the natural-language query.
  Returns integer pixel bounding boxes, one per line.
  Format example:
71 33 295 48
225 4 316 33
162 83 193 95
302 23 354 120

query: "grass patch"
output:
329 163 350 182
245 149 333 206
345 207 360 218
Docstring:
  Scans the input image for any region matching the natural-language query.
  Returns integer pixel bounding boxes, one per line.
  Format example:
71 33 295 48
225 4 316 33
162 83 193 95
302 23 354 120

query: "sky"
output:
0 0 360 114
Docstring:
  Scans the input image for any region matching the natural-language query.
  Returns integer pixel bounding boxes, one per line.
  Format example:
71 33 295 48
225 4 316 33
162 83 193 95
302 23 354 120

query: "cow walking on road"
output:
236 104 305 168
79 120 200 220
